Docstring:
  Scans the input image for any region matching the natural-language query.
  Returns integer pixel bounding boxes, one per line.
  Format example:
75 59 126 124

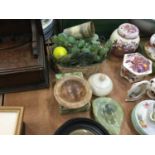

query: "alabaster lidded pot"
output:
110 23 140 57
88 73 113 97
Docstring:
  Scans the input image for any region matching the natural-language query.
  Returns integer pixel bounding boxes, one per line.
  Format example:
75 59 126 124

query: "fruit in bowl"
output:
51 33 112 67
53 46 68 60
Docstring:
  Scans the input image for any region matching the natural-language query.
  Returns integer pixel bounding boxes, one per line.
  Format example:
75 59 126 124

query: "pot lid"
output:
88 73 113 89
54 76 92 109
54 118 109 135
126 80 150 101
118 23 139 39
131 100 155 135
92 97 124 135
123 53 152 76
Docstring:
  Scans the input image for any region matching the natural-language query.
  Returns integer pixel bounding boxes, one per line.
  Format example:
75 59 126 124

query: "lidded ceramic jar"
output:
110 23 140 57
144 34 155 61
120 53 152 83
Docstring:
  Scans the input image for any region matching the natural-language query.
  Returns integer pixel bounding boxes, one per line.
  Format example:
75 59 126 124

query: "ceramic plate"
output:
41 19 53 30
43 23 53 34
131 100 155 135
43 30 53 40
131 108 146 134
41 19 54 40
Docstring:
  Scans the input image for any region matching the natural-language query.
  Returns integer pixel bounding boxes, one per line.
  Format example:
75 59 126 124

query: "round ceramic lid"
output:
118 23 139 39
131 100 155 135
123 53 152 76
88 73 113 89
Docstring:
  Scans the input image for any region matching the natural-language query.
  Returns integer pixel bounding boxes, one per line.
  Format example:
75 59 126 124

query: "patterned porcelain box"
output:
120 53 152 83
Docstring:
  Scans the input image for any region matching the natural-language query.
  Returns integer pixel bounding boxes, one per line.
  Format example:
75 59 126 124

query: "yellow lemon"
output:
53 46 68 59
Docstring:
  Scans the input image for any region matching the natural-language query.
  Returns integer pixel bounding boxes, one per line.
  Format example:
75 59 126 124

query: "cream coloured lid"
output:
118 23 139 39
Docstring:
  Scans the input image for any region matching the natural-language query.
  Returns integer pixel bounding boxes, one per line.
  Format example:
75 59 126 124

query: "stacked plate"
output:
41 19 54 40
131 100 155 135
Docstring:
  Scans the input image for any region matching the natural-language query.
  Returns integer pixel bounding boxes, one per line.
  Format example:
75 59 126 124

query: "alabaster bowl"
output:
54 76 92 109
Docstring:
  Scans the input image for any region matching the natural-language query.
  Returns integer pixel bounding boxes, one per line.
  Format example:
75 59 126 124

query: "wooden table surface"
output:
0 95 2 106
3 55 153 135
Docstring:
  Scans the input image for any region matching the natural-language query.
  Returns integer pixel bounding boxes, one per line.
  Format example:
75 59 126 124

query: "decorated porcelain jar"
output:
144 34 155 61
120 53 152 83
110 23 140 57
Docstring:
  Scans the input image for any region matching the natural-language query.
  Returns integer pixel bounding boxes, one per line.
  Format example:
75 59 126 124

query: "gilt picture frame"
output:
0 106 24 135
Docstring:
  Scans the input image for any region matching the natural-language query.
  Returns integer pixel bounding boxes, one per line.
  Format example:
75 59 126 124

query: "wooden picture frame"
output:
0 106 24 135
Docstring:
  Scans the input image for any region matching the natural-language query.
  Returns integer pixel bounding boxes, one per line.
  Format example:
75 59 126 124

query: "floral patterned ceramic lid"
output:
131 100 155 135
118 23 139 39
123 53 152 76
